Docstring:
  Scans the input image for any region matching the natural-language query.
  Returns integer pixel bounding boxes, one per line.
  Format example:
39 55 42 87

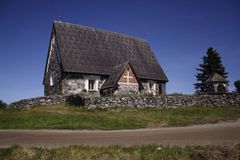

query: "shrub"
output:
234 80 240 93
0 99 7 109
66 95 85 106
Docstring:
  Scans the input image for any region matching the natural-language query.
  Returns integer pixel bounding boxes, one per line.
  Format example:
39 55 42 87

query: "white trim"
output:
148 83 151 92
99 79 105 89
88 80 95 91
83 75 100 91
50 72 54 86
123 69 133 84
118 82 138 86
46 36 55 72
152 83 156 95
95 79 99 90
84 79 89 91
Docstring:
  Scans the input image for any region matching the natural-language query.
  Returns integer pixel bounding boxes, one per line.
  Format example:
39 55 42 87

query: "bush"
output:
234 80 240 93
66 95 85 106
0 100 7 109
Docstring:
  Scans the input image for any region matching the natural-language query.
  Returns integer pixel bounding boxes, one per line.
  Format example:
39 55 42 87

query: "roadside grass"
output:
0 144 239 160
0 104 240 129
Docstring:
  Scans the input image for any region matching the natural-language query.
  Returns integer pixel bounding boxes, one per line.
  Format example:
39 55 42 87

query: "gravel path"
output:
0 120 239 148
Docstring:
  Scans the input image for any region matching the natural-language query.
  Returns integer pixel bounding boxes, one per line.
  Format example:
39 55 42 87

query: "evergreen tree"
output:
195 47 228 92
234 80 240 93
0 100 7 109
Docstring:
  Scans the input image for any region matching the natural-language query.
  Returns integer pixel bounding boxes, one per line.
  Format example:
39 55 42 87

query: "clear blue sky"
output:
0 0 239 103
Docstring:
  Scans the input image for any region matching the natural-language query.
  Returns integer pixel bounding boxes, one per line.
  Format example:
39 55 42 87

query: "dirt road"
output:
0 120 240 148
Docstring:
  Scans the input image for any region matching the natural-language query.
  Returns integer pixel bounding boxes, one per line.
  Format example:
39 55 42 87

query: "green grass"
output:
0 104 240 129
0 144 239 160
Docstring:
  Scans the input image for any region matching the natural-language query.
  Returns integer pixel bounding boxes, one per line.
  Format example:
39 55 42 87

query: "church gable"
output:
43 31 63 96
118 64 139 86
100 62 140 95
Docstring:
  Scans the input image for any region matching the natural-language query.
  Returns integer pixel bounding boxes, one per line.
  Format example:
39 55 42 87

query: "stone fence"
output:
9 94 240 109
9 95 65 109
85 94 240 108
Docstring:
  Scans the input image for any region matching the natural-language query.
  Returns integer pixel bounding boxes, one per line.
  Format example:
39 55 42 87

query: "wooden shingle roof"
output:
206 73 228 82
53 21 168 81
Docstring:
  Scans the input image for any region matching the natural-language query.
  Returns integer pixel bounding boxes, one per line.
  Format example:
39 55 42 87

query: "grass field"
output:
0 104 240 129
0 144 239 160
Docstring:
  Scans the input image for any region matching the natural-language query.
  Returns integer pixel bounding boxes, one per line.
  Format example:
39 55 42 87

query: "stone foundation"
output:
114 85 139 95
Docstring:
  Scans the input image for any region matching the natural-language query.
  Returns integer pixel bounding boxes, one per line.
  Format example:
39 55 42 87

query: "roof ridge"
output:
53 21 147 42
206 72 227 82
113 60 129 69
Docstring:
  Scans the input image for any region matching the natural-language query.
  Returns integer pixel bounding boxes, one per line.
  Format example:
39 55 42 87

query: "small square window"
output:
89 80 95 91
50 72 54 86
149 83 153 89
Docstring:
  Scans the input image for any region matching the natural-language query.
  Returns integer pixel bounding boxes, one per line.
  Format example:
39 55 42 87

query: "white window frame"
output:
148 82 156 95
50 72 54 86
84 79 89 91
46 36 55 72
84 76 100 91
95 79 99 90
88 80 95 91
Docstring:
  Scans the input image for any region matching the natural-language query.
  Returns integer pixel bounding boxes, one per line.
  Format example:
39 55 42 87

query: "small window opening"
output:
50 72 54 86
149 83 153 89
88 80 95 91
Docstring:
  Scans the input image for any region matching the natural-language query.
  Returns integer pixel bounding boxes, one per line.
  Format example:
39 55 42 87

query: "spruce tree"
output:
195 47 228 92
0 100 7 109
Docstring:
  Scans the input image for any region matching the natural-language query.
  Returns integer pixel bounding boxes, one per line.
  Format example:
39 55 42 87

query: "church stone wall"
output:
62 79 85 95
61 73 106 96
141 81 164 95
108 81 165 96
113 85 139 95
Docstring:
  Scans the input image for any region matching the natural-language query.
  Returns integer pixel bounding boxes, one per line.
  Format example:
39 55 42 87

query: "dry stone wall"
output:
9 94 240 109
9 95 65 109
85 94 240 108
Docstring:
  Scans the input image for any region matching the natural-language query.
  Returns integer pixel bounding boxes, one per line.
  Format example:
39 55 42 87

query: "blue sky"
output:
0 0 239 103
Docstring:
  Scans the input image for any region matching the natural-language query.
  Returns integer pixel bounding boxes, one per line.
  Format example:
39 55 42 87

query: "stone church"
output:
43 21 168 96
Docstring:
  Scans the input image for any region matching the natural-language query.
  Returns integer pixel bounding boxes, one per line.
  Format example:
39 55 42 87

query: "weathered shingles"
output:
54 21 168 81
206 73 228 82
